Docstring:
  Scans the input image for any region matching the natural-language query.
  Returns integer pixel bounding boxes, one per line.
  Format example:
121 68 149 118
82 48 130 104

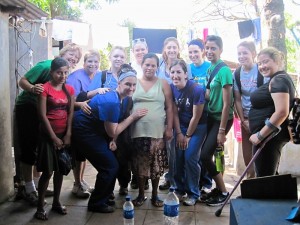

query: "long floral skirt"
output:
132 137 168 180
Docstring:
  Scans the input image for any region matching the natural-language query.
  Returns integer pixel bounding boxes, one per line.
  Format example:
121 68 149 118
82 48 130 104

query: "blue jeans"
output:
174 124 207 199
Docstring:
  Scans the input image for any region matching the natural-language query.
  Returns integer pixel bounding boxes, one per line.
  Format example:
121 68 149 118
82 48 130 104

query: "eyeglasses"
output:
132 38 146 46
120 67 137 75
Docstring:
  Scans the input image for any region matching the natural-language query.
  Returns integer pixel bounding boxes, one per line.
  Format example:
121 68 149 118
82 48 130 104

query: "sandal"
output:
51 205 67 215
132 196 147 207
151 196 164 207
34 210 48 220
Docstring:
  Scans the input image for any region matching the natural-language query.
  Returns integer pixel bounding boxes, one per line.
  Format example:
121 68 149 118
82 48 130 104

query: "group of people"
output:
13 33 296 220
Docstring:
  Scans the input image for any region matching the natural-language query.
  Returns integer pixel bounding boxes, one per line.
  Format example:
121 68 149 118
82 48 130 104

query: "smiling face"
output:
83 55 100 75
110 48 126 71
51 66 69 85
188 44 205 65
133 42 148 65
257 53 280 77
61 50 80 69
205 41 222 64
142 57 158 79
237 45 255 69
118 76 137 98
170 64 188 89
164 41 179 61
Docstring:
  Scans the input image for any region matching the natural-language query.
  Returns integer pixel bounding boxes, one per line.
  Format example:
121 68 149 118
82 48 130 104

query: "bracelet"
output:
256 131 265 141
185 133 192 138
219 127 225 131
265 119 279 131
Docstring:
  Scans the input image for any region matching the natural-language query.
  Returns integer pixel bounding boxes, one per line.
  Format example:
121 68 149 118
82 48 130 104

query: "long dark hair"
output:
51 57 71 112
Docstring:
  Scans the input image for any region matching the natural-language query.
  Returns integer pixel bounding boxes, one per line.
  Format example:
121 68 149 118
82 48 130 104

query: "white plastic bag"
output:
278 142 300 177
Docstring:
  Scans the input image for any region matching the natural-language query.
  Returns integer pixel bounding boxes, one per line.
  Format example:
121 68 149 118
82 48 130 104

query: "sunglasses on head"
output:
132 38 146 46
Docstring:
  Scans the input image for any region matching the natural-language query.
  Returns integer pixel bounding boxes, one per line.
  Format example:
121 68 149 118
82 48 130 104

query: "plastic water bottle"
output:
163 187 179 225
123 195 134 225
215 145 225 172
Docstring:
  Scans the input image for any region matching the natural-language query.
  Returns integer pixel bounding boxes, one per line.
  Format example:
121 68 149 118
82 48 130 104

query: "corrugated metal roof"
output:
0 0 48 20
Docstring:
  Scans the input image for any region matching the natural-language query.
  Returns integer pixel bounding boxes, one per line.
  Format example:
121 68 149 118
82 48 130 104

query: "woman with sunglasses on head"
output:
129 38 150 190
131 53 173 207
72 65 148 213
131 38 149 79
249 47 295 177
14 43 82 205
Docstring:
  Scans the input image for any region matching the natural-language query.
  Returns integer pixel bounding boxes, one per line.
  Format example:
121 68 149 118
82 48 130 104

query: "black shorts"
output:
71 138 86 162
15 104 39 165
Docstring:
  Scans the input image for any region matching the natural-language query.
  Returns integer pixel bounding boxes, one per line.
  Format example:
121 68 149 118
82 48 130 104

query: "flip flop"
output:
51 205 67 215
132 196 147 207
34 210 48 220
151 196 164 207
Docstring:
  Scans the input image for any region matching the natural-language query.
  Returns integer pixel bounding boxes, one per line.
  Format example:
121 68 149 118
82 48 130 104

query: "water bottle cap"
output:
169 187 175 192
125 195 131 201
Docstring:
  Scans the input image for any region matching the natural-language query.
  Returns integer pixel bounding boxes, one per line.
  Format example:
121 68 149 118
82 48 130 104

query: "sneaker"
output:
206 192 229 207
119 187 128 196
23 190 39 206
175 192 187 202
82 180 94 193
183 197 197 206
72 183 90 198
199 188 220 203
200 186 211 195
159 181 170 190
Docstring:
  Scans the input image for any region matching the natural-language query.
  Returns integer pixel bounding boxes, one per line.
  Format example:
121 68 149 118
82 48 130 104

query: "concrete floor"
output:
0 162 242 225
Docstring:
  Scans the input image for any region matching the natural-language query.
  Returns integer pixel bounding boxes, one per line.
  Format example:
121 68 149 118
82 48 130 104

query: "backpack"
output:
76 70 108 102
100 70 108 88
206 62 227 89
206 61 235 108
234 65 264 94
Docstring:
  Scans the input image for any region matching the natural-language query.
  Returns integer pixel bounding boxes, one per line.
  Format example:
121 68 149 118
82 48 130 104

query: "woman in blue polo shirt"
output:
72 67 147 213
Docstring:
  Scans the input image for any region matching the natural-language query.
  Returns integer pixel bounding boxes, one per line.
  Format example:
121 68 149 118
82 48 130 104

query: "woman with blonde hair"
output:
157 37 181 84
67 49 101 198
131 38 149 78
249 47 295 177
233 41 266 179
87 46 127 99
